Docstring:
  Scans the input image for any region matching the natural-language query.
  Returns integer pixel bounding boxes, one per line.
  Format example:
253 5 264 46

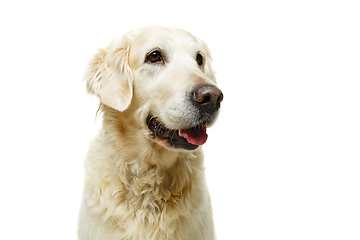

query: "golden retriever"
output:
78 26 223 240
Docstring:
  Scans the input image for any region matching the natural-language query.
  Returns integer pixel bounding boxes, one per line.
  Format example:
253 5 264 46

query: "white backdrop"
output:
1 0 359 239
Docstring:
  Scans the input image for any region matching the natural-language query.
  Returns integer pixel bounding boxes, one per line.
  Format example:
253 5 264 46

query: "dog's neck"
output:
99 105 204 193
84 105 206 235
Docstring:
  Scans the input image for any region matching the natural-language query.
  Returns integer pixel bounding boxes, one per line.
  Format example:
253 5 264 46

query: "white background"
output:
1 0 359 239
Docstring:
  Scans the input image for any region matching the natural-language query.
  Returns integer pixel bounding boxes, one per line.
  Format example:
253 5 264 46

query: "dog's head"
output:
85 27 223 151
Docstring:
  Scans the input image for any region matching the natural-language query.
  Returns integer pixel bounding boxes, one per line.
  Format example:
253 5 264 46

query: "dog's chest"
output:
107 169 194 239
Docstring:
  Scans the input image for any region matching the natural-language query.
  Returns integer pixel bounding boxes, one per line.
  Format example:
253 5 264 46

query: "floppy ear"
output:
85 36 133 112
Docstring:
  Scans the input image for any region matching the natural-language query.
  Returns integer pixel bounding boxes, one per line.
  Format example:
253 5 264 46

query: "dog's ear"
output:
85 36 133 112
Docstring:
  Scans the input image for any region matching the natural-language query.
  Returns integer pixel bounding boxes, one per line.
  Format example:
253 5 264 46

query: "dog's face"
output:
86 27 223 151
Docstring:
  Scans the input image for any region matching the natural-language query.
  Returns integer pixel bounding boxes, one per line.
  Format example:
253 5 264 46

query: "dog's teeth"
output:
178 130 186 139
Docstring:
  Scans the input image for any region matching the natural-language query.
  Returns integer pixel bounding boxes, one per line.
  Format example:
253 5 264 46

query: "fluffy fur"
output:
78 27 220 240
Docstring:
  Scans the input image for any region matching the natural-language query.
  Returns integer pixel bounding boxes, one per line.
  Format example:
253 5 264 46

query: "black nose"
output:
192 85 223 112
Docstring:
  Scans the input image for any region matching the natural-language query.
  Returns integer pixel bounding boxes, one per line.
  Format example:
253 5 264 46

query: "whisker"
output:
169 130 177 141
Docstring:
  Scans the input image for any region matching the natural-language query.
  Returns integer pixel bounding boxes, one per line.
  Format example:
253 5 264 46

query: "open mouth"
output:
147 117 208 150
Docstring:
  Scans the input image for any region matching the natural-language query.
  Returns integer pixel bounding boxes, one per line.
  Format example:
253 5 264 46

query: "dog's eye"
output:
146 50 163 64
196 53 203 66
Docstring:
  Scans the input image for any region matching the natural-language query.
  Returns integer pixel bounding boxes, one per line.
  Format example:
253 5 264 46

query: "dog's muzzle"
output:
147 85 223 150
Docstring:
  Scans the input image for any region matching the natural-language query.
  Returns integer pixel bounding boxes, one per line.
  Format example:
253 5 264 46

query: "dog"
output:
78 26 223 240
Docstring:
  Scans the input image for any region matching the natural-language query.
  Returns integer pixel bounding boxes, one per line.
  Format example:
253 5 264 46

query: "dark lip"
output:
147 116 200 150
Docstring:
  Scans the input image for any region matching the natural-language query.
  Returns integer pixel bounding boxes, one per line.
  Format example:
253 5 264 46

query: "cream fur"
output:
78 27 219 240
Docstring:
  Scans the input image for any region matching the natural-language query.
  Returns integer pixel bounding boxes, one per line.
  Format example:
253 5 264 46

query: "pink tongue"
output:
180 125 208 145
